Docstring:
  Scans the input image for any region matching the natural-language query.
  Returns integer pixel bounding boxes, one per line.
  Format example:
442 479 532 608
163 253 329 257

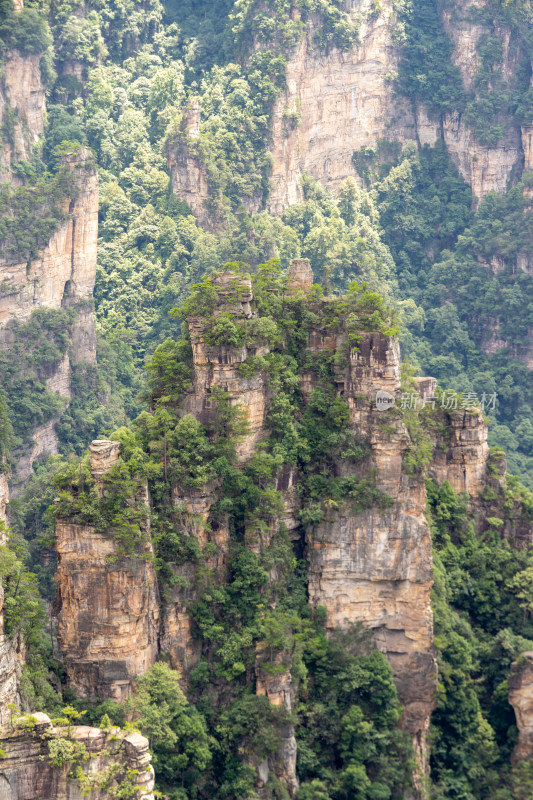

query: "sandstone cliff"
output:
53 261 533 795
269 0 528 212
509 652 533 765
0 146 98 491
0 712 154 799
303 328 436 772
55 440 159 701
0 49 46 183
167 0 529 221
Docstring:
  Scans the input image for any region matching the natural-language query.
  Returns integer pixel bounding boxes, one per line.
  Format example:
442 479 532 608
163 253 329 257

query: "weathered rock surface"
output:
304 327 436 772
269 1 405 213
0 148 97 331
0 50 46 182
55 443 159 701
268 0 527 213
185 271 269 461
255 650 298 797
509 652 533 765
0 147 98 491
0 714 155 799
429 407 489 496
286 257 314 294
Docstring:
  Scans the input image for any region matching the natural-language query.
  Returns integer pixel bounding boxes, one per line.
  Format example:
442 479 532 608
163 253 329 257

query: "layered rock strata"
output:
428 407 489 496
0 713 155 799
55 441 159 701
304 327 436 772
509 652 533 765
168 0 527 222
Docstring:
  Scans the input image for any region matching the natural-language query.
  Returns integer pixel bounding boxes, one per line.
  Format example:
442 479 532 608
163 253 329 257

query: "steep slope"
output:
0 48 46 182
0 146 98 491
50 262 533 797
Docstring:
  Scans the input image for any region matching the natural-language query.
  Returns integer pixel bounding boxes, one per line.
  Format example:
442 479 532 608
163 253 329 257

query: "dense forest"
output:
1 0 533 798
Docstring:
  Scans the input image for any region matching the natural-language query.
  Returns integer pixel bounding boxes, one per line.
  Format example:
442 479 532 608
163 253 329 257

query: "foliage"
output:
427 478 533 797
352 139 533 488
0 307 75 448
131 663 212 793
0 544 45 644
0 158 79 262
0 0 52 55
393 0 464 114
50 453 150 557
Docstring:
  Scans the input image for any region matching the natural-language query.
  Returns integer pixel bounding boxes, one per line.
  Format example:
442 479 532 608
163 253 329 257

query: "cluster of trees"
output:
428 477 533 799
43 267 415 799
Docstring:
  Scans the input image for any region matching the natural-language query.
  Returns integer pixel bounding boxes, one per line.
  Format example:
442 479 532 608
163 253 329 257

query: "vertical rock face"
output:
55 441 159 701
0 584 20 728
167 134 211 228
0 713 155 799
0 146 98 490
304 328 436 771
0 50 46 182
268 0 527 212
428 408 489 496
509 653 533 765
255 651 298 797
269 1 405 213
185 271 269 461
286 257 314 294
0 148 98 331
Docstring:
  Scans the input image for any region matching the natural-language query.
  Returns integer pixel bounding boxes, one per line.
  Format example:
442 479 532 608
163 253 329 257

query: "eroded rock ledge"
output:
0 713 154 800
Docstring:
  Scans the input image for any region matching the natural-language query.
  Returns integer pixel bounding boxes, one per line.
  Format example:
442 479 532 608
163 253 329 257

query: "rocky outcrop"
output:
1 146 98 490
286 257 314 294
0 713 155 799
167 100 211 227
185 271 269 461
304 327 436 774
55 441 159 701
255 650 298 797
0 49 46 182
268 0 527 212
474 449 533 548
269 1 405 213
509 652 533 765
429 407 489 496
0 148 97 332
